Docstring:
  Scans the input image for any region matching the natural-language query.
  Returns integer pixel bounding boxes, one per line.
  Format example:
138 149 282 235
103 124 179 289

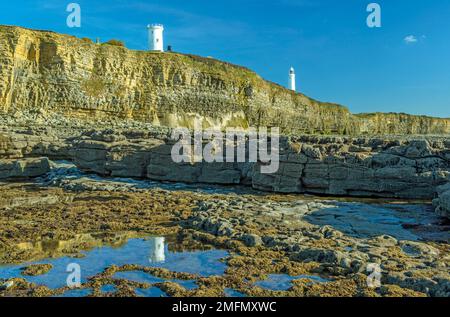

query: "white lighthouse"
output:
147 24 164 52
289 67 296 91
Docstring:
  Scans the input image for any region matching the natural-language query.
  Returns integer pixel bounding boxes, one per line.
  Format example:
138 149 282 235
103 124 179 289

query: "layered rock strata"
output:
0 25 449 135
1 127 449 213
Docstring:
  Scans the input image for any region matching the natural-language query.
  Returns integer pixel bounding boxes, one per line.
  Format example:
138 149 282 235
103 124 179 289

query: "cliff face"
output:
0 25 449 135
356 113 450 135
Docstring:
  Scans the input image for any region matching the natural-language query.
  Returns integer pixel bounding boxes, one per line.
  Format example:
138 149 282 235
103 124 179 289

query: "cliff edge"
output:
0 25 449 135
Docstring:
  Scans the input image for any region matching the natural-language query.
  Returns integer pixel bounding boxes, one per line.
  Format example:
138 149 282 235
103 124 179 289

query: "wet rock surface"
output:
185 196 450 297
0 120 449 297
21 264 53 277
0 24 449 298
0 179 449 297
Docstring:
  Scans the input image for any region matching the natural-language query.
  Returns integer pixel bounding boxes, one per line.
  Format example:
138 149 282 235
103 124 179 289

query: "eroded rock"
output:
0 157 50 179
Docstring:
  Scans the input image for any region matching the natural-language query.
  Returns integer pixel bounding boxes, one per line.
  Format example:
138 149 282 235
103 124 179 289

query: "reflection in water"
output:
149 237 165 264
10 232 135 264
0 236 229 295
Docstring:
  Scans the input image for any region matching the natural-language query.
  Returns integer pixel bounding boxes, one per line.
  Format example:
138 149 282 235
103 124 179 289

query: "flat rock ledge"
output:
0 157 50 179
1 126 449 219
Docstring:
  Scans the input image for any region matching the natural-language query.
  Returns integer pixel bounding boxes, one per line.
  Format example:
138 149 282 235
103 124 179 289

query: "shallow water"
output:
224 288 246 297
3 161 446 297
0 237 229 296
0 235 335 297
254 274 330 291
100 284 116 293
38 161 256 195
135 286 167 297
304 202 448 241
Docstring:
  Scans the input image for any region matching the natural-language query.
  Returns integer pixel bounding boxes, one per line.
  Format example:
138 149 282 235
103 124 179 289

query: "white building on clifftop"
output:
289 67 296 91
147 24 164 52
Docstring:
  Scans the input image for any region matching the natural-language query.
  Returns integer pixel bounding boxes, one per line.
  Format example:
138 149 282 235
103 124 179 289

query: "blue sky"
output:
1 0 449 117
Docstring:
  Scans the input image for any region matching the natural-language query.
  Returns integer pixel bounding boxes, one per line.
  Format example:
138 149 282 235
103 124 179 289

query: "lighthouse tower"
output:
289 67 296 91
147 24 164 52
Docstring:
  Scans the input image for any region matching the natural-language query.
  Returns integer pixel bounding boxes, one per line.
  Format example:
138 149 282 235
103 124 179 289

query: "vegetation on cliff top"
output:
103 39 126 47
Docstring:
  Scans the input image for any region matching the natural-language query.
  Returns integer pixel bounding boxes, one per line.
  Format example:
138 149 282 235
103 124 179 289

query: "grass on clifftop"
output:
102 39 126 47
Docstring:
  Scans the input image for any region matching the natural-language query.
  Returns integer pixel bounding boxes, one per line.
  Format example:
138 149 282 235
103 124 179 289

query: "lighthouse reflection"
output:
148 237 166 263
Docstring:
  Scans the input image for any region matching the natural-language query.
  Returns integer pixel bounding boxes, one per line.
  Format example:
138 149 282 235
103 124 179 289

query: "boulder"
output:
0 157 51 179
290 247 346 264
241 233 263 247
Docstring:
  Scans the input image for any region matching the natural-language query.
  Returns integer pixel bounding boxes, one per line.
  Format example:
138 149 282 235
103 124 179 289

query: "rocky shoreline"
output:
1 120 449 297
1 25 449 299
1 117 449 219
0 178 449 297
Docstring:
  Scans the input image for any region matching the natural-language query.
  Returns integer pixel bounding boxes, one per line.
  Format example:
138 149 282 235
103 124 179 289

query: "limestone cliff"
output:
0 25 449 135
